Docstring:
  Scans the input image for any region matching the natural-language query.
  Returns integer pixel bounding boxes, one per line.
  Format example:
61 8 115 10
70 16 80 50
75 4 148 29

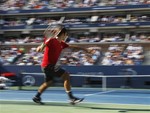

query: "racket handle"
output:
40 43 46 51
36 43 45 52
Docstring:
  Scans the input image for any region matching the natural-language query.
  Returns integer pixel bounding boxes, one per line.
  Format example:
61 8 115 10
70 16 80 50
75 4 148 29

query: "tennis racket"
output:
39 17 65 51
44 16 65 40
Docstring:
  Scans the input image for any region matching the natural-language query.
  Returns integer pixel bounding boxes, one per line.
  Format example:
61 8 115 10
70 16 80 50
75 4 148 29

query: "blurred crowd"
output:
0 45 101 66
0 0 149 66
0 0 150 11
0 46 25 65
0 32 149 66
0 44 145 66
101 44 144 65
0 14 149 27
59 46 101 66
0 32 149 44
0 36 43 44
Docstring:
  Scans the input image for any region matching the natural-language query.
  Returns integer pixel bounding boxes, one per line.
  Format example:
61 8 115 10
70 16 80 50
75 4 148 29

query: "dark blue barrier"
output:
1 65 150 88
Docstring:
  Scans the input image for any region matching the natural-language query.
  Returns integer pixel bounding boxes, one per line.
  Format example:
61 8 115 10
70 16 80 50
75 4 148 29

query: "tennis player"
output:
33 25 89 105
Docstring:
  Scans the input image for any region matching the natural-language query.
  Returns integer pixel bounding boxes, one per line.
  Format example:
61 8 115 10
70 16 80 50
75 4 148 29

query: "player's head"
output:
57 25 68 41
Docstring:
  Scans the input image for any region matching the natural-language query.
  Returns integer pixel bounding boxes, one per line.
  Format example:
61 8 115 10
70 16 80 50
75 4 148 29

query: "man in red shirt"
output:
33 25 88 105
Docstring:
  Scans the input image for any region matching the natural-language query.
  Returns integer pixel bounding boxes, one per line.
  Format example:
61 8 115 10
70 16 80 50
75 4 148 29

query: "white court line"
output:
84 90 116 97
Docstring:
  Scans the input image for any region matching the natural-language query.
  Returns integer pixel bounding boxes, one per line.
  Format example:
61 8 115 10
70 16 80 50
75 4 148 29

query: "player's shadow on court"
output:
1 101 72 107
77 105 150 112
1 101 150 112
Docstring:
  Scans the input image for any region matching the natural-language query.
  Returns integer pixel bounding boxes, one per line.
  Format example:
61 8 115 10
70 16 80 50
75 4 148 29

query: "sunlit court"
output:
0 0 150 113
1 87 150 113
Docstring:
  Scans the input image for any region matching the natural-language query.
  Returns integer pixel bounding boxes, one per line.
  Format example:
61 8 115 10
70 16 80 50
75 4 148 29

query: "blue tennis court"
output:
0 87 150 105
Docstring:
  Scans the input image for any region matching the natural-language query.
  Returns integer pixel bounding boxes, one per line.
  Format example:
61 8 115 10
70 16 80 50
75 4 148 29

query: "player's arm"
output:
68 44 92 53
36 35 54 52
36 43 46 52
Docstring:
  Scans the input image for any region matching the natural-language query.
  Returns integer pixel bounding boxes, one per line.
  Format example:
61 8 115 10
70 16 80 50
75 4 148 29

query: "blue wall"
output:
1 65 150 88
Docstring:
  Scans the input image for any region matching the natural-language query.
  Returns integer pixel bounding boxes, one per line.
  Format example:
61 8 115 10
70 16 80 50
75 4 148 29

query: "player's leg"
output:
38 81 53 93
61 72 84 104
61 72 71 91
33 66 53 104
33 80 52 104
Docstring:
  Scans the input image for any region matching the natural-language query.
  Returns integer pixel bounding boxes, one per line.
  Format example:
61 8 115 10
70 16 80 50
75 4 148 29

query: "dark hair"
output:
57 26 68 37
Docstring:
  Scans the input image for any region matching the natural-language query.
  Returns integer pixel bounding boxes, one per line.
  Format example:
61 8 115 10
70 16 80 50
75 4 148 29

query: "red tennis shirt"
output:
41 38 69 67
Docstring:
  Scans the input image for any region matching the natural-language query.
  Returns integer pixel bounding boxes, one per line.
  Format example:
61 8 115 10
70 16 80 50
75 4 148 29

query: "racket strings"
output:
44 25 63 38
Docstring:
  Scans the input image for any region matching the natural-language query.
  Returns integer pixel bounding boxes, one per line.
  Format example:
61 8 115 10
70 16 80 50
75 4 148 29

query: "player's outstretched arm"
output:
69 45 92 53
